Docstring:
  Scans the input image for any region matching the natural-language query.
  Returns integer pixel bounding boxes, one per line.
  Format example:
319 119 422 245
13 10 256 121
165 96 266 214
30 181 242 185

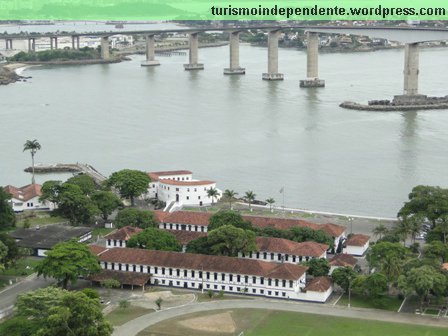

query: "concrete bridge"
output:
3 25 448 95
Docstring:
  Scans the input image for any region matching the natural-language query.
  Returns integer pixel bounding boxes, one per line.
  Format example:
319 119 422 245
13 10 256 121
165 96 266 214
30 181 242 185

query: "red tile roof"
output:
148 170 192 181
154 211 346 238
305 276 332 292
159 179 215 186
90 245 108 256
4 184 42 202
99 248 308 280
346 234 370 247
104 226 143 241
255 237 328 257
89 269 151 286
329 254 357 268
167 230 207 245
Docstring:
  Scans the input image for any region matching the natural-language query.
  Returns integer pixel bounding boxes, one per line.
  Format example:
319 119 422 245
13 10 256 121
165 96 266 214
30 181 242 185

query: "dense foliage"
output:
8 47 100 62
107 169 151 206
127 228 181 251
0 187 15 229
115 208 157 229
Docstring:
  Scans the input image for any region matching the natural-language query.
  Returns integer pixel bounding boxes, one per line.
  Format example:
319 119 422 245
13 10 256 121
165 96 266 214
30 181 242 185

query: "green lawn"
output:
0 257 40 277
139 308 448 336
16 211 66 228
106 305 153 326
91 227 114 238
337 293 403 311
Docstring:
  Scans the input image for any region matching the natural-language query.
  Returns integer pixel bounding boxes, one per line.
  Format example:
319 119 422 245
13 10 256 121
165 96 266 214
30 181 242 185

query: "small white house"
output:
329 254 358 275
4 184 53 212
147 170 221 207
344 234 370 256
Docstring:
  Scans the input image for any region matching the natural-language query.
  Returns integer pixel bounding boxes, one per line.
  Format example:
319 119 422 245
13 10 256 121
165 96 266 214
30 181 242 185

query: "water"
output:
1 41 448 217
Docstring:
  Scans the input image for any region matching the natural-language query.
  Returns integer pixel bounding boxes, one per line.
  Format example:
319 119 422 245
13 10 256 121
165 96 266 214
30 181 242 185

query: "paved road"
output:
113 299 448 336
0 274 54 311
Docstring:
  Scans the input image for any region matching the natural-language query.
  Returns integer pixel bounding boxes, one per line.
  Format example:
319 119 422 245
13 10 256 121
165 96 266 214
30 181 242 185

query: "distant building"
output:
328 254 357 275
9 225 92 257
3 184 53 212
147 170 221 207
104 226 143 248
344 234 370 256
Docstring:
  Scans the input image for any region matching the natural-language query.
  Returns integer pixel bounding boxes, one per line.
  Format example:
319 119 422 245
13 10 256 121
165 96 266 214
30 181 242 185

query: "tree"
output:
66 174 96 195
23 139 41 184
186 236 213 255
288 227 334 249
0 316 39 336
424 241 448 263
372 224 388 240
393 218 411 246
207 225 257 257
366 242 409 282
303 258 330 277
107 169 151 206
127 228 181 251
56 184 99 225
155 297 163 310
17 288 112 336
102 279 121 297
0 240 7 271
0 187 15 229
209 210 253 231
331 266 358 292
119 300 130 309
35 240 101 289
206 187 220 205
364 273 388 298
39 180 62 205
115 208 157 229
244 191 256 211
266 198 275 212
222 189 238 209
398 265 447 311
0 233 20 267
91 191 122 220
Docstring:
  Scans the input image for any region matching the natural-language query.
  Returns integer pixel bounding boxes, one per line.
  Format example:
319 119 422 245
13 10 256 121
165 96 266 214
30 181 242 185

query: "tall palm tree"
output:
223 189 238 209
266 198 275 212
244 191 256 211
394 218 411 246
23 139 41 184
206 188 219 205
372 223 388 240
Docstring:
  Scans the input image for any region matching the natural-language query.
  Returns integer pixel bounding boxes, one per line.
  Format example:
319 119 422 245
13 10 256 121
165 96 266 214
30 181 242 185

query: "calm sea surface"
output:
1 24 448 216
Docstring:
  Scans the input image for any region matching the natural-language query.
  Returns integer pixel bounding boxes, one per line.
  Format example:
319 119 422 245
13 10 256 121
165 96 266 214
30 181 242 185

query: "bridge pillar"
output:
5 39 13 50
101 36 110 60
141 34 160 66
50 37 58 50
262 30 283 80
300 32 325 88
224 31 245 75
28 38 36 52
72 36 80 49
184 33 204 70
403 43 419 95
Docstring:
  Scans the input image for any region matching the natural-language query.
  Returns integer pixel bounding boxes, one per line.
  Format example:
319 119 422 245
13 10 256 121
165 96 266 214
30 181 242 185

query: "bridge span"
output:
3 25 448 96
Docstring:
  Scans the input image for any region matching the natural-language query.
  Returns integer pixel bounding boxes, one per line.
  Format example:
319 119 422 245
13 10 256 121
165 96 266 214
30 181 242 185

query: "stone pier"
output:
28 38 36 52
50 37 58 50
224 31 245 75
141 34 160 66
403 43 419 95
184 33 204 70
300 32 325 88
262 30 283 80
100 36 110 60
71 36 80 50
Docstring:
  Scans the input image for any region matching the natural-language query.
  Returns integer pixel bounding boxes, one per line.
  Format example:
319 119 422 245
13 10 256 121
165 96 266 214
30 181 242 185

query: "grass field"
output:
337 294 403 311
0 257 40 277
106 305 153 326
138 309 448 336
16 211 66 228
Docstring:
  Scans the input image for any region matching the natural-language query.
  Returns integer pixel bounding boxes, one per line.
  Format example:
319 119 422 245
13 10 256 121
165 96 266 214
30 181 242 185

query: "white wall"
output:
157 182 220 206
344 242 369 256
10 196 53 212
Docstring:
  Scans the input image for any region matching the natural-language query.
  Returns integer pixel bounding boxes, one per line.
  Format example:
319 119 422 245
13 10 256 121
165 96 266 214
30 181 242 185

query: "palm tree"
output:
223 189 238 209
372 224 388 240
23 139 41 184
266 198 275 212
206 188 220 205
394 219 411 246
244 191 256 211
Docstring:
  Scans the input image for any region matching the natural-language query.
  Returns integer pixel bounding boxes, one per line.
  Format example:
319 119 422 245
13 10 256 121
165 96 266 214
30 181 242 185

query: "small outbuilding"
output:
344 234 370 256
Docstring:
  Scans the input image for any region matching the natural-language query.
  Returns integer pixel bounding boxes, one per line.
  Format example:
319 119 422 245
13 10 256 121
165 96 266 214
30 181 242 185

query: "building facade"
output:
4 184 53 212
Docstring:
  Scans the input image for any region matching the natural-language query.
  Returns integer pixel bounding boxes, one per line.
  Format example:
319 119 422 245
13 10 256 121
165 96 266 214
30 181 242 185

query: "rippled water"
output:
1 43 448 217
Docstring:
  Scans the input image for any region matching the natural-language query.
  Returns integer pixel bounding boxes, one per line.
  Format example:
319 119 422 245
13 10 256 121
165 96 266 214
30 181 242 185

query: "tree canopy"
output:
115 208 157 229
0 233 20 267
303 258 330 277
91 191 122 220
0 187 15 229
66 174 97 196
185 236 213 255
331 266 358 292
366 242 410 281
208 210 253 231
56 184 99 225
127 228 181 251
11 287 112 336
107 169 151 206
207 225 257 257
35 240 101 289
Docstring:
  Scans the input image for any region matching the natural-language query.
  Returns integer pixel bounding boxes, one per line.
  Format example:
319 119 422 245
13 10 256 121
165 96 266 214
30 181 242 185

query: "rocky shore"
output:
14 57 128 66
340 95 448 111
0 65 27 85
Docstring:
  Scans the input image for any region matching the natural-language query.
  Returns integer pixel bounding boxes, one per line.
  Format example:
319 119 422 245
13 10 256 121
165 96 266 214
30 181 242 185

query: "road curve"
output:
113 299 448 336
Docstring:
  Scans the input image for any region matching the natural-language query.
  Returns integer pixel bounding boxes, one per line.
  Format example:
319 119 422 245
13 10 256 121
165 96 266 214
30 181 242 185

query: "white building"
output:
91 246 333 302
329 254 357 275
104 226 143 248
4 184 53 212
148 170 221 207
343 234 370 256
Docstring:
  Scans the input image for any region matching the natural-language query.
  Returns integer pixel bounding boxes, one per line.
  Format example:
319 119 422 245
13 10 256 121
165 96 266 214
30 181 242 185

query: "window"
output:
162 280 165 284
285 254 289 261
140 266 143 272
169 268 173 276
176 188 179 192
229 286 233 291
176 269 180 276
152 184 155 187
198 196 201 200
282 292 286 297
194 188 197 192
186 196 189 200
263 252 267 259
183 270 187 277
268 291 272 295
191 270 195 278
214 273 218 280
187 188 190 192
256 252 260 258
292 256 296 262
252 276 256 283
198 271 202 278
278 254 282 261
229 274 233 281
191 283 195 287
221 285 225 290
214 285 218 289
154 267 158 274
289 280 293 288
237 275 241 282
206 284 210 288
252 289 256 293
162 268 165 275
260 277 264 285
260 289 264 294
282 280 286 287
268 279 272 286
270 253 274 260
275 291 279 296
244 276 248 283
177 281 180 286
249 252 253 258
275 279 279 287
221 273 225 281
206 272 210 280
